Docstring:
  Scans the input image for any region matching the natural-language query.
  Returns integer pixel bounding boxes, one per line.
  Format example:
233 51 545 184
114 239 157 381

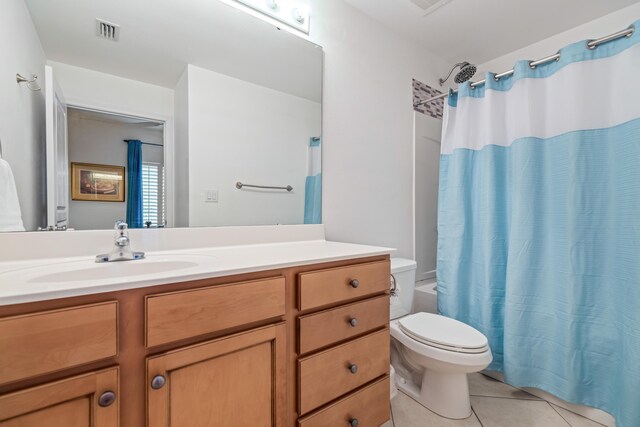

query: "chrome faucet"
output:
96 221 145 263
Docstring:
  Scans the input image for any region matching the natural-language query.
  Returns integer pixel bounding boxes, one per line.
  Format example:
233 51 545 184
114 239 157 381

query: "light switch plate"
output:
205 190 218 203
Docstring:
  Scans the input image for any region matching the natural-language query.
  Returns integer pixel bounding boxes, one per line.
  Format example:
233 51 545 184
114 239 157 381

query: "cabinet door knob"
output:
348 363 358 374
349 418 359 427
151 375 166 390
349 279 360 288
98 391 116 407
349 317 358 327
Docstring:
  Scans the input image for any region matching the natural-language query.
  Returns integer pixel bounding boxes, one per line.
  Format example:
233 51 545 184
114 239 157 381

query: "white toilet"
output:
390 258 492 419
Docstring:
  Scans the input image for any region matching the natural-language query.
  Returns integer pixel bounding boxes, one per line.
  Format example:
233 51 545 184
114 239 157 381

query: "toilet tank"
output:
390 258 417 320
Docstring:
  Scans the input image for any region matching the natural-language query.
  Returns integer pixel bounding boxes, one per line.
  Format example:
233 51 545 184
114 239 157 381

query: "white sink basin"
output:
29 260 199 283
0 253 218 285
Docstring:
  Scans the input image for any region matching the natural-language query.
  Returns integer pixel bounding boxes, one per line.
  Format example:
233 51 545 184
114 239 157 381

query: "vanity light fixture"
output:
230 0 310 34
266 0 280 12
292 6 307 24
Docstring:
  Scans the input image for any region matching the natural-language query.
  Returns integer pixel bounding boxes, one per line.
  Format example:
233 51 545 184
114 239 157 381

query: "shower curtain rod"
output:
415 24 635 107
123 139 163 147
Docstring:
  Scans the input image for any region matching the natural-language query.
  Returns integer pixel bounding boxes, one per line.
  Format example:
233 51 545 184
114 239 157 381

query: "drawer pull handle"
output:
151 375 166 390
349 279 360 289
98 391 116 407
349 317 358 327
348 363 358 374
349 418 359 427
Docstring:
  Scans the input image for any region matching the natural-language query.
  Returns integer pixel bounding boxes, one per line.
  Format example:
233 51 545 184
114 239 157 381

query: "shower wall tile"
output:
413 78 444 120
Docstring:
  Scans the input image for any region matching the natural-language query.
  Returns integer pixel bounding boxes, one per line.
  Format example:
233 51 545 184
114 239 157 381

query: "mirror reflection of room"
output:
0 0 322 232
67 108 165 230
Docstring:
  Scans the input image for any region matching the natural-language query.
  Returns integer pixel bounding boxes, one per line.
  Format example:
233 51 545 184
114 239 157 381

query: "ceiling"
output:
25 0 323 102
68 108 165 132
343 0 639 65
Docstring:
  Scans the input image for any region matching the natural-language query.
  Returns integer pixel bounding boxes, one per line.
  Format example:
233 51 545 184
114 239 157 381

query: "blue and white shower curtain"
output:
304 137 322 224
437 21 640 427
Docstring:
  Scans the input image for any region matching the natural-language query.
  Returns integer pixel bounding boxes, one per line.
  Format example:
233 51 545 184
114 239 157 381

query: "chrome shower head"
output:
439 61 477 86
454 62 477 84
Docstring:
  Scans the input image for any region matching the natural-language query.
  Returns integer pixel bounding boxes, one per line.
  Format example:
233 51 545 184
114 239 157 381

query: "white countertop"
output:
0 239 393 306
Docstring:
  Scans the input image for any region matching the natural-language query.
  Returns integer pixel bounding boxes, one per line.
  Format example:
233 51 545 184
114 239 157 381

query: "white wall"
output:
173 69 190 227
0 0 47 231
67 113 163 230
185 65 321 227
479 3 640 74
48 61 174 120
305 0 451 258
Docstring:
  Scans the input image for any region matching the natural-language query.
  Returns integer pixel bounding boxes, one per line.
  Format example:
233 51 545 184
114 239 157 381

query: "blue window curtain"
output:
126 140 143 228
437 23 640 427
304 137 322 224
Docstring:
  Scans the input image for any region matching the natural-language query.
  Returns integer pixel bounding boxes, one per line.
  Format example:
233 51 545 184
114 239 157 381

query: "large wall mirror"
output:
1 0 322 232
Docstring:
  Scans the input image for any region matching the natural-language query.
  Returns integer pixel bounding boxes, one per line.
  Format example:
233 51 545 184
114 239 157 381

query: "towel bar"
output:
236 182 293 192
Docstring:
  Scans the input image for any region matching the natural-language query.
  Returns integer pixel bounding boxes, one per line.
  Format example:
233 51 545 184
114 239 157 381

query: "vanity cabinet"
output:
0 255 390 427
0 367 119 427
296 260 391 427
147 323 286 426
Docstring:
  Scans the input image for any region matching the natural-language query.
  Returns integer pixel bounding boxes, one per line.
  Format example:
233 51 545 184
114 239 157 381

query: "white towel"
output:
0 158 25 232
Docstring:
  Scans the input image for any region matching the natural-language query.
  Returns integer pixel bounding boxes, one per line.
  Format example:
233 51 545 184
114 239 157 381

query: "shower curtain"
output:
304 137 322 224
437 22 640 427
126 140 143 228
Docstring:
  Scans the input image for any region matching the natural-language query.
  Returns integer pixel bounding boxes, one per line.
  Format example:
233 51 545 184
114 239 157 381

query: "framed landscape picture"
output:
71 163 125 202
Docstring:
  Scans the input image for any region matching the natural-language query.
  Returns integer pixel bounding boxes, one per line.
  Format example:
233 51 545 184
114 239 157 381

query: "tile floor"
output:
382 373 605 427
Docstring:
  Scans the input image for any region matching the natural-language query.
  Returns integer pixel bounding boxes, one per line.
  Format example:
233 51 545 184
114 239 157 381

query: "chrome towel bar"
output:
236 181 293 192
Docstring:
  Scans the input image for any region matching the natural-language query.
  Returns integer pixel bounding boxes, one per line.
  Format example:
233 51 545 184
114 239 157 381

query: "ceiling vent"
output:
409 0 452 16
96 19 120 41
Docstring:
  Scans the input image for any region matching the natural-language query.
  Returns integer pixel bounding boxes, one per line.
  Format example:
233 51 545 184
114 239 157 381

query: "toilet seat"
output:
398 313 489 354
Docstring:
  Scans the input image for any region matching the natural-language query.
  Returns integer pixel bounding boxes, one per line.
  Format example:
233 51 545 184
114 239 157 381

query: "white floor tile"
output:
391 391 482 427
468 373 541 400
471 396 570 427
550 404 606 427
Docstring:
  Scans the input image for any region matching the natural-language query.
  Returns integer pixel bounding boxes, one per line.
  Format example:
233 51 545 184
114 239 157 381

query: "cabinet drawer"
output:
298 328 389 415
298 295 389 354
298 376 390 427
298 261 390 311
0 302 118 385
146 276 285 347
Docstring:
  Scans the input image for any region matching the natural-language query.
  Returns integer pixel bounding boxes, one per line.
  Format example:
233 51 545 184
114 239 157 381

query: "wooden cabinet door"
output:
147 323 286 427
0 367 119 427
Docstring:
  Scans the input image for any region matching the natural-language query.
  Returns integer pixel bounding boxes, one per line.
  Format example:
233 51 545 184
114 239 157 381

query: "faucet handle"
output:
114 221 129 240
96 221 144 263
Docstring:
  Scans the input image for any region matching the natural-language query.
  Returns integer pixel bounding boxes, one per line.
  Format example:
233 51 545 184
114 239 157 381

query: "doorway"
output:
66 107 166 230
414 112 442 284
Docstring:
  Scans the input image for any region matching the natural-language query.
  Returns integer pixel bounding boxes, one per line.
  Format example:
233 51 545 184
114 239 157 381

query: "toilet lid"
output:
398 313 489 353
